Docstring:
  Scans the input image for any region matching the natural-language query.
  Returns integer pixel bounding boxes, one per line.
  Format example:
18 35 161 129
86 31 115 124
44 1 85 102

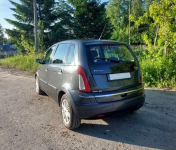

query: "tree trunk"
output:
154 24 159 47
163 21 168 55
164 42 168 55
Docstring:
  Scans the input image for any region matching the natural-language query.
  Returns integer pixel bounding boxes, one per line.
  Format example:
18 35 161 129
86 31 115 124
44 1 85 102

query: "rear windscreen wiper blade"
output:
107 58 121 63
95 57 121 63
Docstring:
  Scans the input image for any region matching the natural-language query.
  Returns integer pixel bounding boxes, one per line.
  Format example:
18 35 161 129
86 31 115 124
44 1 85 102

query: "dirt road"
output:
0 67 176 150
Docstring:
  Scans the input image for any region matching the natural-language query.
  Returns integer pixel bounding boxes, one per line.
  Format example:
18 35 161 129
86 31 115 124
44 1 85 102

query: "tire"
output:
61 94 81 130
35 76 44 95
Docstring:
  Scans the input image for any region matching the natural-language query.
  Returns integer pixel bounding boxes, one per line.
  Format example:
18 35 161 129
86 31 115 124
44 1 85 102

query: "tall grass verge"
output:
0 50 175 89
0 54 43 73
133 48 176 89
141 57 176 89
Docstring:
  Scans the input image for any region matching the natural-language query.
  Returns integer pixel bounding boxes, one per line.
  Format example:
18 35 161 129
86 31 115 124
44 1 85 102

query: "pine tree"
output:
5 0 63 53
68 0 112 39
6 0 113 53
0 24 4 45
48 0 75 43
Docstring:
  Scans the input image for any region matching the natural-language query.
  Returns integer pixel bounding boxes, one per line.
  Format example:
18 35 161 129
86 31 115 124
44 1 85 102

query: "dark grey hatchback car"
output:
35 40 145 129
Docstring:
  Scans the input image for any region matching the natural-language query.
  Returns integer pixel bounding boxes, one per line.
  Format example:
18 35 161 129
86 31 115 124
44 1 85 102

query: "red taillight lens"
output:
78 66 92 92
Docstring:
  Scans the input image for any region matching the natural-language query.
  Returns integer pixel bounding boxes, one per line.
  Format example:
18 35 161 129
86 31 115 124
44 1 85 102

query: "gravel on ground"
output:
0 67 176 150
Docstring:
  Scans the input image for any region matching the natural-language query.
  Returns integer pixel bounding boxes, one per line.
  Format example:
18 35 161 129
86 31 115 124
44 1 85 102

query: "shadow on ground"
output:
74 89 176 149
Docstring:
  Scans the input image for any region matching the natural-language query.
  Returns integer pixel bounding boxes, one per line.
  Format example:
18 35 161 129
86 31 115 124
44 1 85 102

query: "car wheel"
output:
61 94 81 130
36 76 44 95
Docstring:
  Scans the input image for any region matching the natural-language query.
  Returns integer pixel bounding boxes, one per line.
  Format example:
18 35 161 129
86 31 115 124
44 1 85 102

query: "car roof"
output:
55 39 127 45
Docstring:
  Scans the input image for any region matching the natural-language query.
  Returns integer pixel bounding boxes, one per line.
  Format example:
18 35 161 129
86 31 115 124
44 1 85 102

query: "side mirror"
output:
36 59 41 63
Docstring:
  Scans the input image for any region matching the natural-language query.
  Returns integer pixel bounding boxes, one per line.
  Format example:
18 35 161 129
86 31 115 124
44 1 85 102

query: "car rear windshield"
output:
86 44 136 63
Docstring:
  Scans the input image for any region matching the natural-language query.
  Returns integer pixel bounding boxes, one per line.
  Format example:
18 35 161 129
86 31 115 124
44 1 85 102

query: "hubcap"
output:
36 77 39 92
62 99 70 125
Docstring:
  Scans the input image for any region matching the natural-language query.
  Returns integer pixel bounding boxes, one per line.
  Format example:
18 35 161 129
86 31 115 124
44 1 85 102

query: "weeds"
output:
0 49 175 89
133 48 176 89
0 54 43 73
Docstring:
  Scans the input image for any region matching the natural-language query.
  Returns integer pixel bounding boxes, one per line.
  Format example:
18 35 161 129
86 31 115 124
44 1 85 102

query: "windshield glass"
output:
86 44 135 63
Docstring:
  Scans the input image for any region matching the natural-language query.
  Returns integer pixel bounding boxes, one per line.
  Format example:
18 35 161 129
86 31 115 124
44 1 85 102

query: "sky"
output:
0 0 108 36
0 0 20 30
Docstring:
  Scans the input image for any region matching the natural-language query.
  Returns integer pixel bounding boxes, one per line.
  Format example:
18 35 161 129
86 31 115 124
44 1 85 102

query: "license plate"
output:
107 72 131 81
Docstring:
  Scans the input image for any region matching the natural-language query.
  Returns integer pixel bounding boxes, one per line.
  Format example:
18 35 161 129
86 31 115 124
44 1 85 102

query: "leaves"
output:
132 0 176 55
107 0 146 44
70 0 111 39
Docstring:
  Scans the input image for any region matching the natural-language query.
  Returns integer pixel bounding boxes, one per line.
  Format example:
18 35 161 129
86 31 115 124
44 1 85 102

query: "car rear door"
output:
38 47 53 93
47 43 70 100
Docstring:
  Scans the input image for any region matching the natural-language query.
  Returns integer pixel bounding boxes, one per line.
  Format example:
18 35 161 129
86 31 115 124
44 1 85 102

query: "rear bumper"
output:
69 89 145 118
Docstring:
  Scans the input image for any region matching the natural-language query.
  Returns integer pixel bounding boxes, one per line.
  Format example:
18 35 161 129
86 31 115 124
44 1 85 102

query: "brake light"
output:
78 66 92 92
140 68 143 84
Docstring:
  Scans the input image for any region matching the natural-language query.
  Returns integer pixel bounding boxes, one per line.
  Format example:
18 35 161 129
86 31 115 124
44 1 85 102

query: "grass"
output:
0 55 6 59
0 54 42 73
133 48 176 90
0 50 175 89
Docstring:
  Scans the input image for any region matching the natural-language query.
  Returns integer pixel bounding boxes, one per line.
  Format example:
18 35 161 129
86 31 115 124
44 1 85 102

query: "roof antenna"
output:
99 23 107 40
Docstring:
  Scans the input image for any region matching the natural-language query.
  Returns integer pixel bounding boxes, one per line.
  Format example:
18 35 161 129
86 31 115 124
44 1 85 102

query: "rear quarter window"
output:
66 44 75 64
53 44 70 64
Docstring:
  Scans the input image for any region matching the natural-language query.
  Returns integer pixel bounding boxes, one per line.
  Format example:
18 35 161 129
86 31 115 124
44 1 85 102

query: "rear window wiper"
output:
95 57 121 63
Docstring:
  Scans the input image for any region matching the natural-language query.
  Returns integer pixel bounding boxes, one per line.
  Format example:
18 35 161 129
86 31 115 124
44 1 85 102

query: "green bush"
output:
0 50 175 89
133 47 176 89
141 57 176 89
0 54 43 73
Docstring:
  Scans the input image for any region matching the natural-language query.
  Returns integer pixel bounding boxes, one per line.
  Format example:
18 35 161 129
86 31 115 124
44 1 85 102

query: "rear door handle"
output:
58 69 62 74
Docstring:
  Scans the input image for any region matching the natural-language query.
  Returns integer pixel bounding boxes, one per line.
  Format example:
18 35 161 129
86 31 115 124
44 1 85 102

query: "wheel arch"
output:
57 85 78 116
35 72 39 78
58 91 65 106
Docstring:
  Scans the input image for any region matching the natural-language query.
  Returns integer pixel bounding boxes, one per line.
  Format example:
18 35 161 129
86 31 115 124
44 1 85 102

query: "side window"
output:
50 45 58 63
66 44 75 64
53 44 70 64
42 48 52 64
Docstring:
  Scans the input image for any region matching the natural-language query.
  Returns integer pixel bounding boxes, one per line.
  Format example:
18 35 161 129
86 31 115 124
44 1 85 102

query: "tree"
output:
106 0 129 42
6 0 113 53
48 0 75 43
5 0 67 53
68 0 112 39
106 0 152 44
0 24 4 45
6 0 34 53
132 0 176 55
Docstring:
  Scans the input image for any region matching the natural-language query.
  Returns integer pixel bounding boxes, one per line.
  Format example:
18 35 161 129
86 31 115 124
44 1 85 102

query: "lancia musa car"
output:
35 40 145 129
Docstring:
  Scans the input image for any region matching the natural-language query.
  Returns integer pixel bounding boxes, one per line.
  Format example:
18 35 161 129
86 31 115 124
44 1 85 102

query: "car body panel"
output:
69 89 145 118
36 39 145 118
48 64 64 100
38 64 49 93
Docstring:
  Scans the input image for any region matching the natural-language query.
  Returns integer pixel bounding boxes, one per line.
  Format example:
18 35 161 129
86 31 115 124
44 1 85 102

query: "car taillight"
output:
78 66 92 92
140 68 143 84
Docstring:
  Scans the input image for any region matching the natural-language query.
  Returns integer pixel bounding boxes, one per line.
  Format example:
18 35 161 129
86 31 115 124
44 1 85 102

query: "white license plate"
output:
107 72 131 81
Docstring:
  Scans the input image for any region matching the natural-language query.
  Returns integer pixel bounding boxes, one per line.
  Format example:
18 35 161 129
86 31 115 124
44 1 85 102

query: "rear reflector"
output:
78 66 92 92
92 115 105 118
97 115 104 117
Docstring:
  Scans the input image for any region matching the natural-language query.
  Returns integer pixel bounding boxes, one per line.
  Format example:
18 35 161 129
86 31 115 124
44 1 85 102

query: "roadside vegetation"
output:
0 54 42 73
0 0 175 89
133 47 176 89
1 49 175 89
